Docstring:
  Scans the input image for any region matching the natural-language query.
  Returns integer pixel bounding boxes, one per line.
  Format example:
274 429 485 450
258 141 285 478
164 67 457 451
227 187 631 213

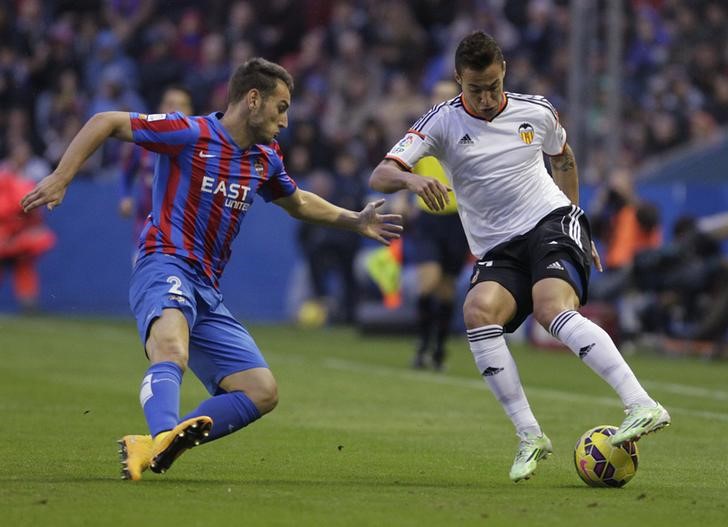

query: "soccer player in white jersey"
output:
369 31 670 483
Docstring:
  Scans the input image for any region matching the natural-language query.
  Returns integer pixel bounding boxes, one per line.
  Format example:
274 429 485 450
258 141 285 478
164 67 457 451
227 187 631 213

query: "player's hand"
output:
357 199 404 245
591 241 603 272
119 197 134 218
406 174 451 212
20 172 71 213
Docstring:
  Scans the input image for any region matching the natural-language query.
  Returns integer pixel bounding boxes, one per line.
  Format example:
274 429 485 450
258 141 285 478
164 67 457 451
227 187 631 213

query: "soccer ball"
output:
574 425 639 487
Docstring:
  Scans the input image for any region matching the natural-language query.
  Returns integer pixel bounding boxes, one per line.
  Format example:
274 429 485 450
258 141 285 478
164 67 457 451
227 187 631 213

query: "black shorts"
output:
411 211 470 276
467 205 593 333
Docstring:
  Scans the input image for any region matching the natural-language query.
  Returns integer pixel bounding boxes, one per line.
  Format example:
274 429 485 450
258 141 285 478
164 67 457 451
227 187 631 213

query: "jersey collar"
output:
460 93 508 122
210 111 246 151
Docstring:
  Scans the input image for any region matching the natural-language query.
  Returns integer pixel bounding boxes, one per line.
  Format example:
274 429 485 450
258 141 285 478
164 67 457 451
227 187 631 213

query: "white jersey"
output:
385 92 571 258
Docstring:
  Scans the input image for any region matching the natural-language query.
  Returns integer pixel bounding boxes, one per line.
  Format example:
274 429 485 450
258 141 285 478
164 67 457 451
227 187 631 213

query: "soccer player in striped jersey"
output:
370 31 670 483
22 58 403 481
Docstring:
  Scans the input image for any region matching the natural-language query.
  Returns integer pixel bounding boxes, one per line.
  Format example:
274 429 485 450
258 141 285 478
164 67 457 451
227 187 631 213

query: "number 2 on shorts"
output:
166 275 183 295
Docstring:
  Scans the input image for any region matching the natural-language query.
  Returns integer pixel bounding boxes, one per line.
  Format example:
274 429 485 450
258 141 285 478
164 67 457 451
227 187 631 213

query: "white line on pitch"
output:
642 380 728 401
324 358 728 423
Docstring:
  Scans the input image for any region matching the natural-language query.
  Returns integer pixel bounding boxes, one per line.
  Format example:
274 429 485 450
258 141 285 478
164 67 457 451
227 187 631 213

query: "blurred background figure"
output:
591 169 662 273
117 85 193 260
409 80 470 372
589 168 662 307
632 215 727 342
0 167 55 312
297 151 366 326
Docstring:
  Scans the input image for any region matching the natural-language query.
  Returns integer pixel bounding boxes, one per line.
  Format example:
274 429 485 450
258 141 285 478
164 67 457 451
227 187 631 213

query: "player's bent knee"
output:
463 296 501 329
532 301 574 331
220 368 278 415
252 383 278 415
146 338 189 370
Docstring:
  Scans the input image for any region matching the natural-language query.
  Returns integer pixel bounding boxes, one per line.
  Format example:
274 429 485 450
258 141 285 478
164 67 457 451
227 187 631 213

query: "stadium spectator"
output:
588 170 663 343
118 84 194 254
633 215 726 341
590 169 662 272
369 30 670 483
0 167 55 312
21 57 402 481
407 80 470 372
297 151 366 325
0 139 51 183
35 68 87 166
2 1 727 182
137 19 187 112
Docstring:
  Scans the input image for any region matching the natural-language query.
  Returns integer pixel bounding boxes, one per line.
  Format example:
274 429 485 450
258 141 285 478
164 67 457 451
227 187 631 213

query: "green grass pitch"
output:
1 315 727 526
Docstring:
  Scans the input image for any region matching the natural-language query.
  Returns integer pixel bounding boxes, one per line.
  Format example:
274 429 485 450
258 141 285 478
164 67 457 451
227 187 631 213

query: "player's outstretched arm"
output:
21 112 133 212
274 189 403 246
369 159 451 212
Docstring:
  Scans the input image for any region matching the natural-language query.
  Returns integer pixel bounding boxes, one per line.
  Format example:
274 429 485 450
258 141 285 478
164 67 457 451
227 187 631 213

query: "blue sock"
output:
182 391 261 441
140 361 183 437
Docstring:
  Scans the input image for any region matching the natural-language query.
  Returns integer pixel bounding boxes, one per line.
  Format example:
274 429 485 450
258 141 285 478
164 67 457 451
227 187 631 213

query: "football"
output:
574 425 639 487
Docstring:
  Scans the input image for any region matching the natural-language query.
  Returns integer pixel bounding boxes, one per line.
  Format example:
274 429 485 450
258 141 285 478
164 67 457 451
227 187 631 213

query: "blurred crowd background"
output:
3 0 728 180
1 0 727 356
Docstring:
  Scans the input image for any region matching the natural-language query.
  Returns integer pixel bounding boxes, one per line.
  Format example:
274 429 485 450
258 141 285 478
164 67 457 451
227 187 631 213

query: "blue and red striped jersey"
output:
130 111 297 286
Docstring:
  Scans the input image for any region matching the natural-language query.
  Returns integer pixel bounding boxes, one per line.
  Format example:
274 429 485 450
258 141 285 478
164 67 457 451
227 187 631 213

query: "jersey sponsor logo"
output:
458 133 474 145
518 123 535 144
201 175 251 210
138 113 166 122
199 151 217 158
391 134 415 154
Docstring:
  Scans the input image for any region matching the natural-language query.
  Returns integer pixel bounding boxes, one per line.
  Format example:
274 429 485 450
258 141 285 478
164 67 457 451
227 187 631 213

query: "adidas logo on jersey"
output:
546 261 565 271
458 134 474 145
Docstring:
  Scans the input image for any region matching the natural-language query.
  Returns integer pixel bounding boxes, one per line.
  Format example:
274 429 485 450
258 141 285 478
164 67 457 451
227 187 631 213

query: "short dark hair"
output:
455 31 504 74
228 57 294 104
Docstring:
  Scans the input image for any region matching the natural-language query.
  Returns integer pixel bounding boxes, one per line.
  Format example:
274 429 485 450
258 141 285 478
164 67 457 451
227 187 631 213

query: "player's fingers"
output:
590 243 603 272
429 185 445 210
418 190 435 211
374 234 390 246
20 188 40 209
436 182 451 203
423 188 441 211
372 198 386 209
22 195 45 213
436 190 446 210
378 213 403 224
381 223 403 234
432 182 448 207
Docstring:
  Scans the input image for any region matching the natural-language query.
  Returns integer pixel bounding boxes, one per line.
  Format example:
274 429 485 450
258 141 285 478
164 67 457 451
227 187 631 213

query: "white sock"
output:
550 310 654 407
467 325 541 438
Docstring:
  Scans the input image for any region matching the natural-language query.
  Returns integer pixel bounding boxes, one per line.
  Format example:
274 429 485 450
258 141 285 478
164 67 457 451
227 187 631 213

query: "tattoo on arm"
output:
551 150 575 172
